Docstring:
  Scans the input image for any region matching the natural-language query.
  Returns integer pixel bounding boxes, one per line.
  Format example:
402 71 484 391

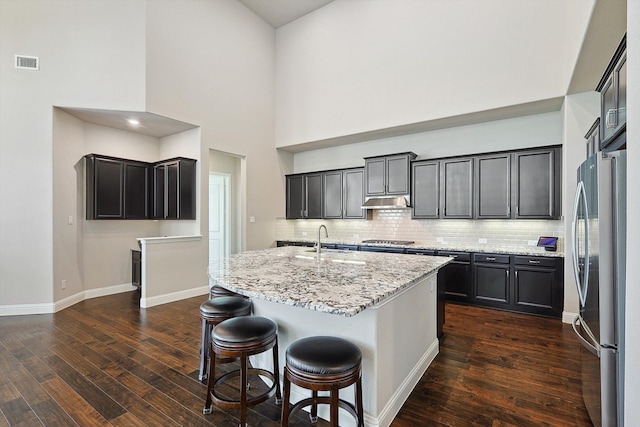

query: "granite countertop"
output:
208 246 451 317
278 238 564 257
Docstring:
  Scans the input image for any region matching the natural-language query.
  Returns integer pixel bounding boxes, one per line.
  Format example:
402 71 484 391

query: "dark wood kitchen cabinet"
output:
513 256 563 317
412 160 440 219
364 152 416 197
599 34 626 152
322 168 367 219
513 147 561 219
85 154 150 219
473 253 510 307
437 251 471 302
286 173 322 219
475 153 511 219
440 157 473 218
153 157 196 220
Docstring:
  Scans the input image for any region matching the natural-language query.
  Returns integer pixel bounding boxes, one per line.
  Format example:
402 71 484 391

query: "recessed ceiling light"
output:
127 119 140 126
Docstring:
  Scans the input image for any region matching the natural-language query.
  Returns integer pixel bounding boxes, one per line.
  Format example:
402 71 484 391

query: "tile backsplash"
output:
275 210 564 254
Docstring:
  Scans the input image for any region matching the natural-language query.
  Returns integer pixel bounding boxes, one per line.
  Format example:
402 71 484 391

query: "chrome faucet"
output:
317 224 328 257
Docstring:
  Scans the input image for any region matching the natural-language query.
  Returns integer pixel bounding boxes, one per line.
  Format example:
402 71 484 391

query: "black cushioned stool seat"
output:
198 296 252 381
210 284 244 299
281 336 364 427
203 316 282 427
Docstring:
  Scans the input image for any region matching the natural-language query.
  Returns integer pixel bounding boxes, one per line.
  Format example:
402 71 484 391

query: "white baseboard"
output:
0 302 56 316
1 283 139 316
563 310 578 324
140 285 209 308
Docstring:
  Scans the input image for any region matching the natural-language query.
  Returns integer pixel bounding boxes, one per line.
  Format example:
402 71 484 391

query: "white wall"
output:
0 0 147 311
144 0 281 251
275 0 593 147
293 112 561 173
625 0 639 420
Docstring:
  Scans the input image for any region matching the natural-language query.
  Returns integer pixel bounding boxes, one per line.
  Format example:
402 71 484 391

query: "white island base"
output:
250 272 439 427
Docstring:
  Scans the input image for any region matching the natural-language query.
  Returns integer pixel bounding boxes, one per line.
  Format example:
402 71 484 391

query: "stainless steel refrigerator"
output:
571 150 626 427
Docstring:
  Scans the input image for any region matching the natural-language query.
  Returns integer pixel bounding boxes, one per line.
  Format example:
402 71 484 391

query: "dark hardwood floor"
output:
0 292 591 426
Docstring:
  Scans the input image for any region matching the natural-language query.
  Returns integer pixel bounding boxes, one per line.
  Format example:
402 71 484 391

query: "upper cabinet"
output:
152 157 197 220
411 146 561 220
287 168 367 220
512 147 561 219
85 154 196 220
412 161 439 219
85 154 150 220
323 168 367 220
598 34 626 152
286 172 322 219
364 153 416 197
475 153 511 219
440 157 474 219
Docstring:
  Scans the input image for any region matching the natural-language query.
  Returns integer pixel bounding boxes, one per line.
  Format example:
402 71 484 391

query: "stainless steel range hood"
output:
361 196 410 209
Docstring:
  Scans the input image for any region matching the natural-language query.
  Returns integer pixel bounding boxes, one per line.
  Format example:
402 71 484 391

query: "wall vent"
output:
15 55 39 70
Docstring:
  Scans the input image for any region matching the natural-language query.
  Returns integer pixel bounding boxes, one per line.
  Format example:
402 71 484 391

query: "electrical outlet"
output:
478 238 487 244
302 231 307 236
436 237 444 243
528 240 537 246
353 234 359 239
61 279 66 289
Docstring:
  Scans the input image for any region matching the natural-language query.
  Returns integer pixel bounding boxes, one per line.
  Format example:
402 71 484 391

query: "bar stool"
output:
281 336 364 427
203 316 282 427
198 296 252 381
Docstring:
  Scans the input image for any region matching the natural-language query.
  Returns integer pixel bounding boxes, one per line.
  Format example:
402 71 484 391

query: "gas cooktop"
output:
361 239 415 245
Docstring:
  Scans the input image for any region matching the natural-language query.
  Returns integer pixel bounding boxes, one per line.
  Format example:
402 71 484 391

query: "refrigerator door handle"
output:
572 315 600 357
572 181 589 307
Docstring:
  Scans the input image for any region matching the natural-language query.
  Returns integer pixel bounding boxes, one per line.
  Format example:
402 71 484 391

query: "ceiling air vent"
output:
15 55 39 70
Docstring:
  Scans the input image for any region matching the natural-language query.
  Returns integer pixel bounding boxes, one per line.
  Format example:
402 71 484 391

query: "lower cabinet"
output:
513 256 564 317
473 253 510 307
442 252 563 318
131 249 141 288
437 251 472 302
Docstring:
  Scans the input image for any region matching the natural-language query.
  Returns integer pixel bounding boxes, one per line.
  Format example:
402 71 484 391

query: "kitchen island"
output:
208 246 451 427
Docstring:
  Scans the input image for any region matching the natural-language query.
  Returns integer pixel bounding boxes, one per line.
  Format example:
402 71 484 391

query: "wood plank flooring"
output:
0 292 592 426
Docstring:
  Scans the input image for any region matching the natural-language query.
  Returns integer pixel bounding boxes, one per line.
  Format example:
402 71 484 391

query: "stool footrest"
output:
211 368 279 408
288 396 359 423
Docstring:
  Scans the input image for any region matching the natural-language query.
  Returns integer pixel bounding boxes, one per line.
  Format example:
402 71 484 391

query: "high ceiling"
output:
238 0 334 28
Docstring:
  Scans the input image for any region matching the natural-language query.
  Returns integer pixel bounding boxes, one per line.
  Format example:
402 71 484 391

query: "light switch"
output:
249 216 256 223
68 216 73 225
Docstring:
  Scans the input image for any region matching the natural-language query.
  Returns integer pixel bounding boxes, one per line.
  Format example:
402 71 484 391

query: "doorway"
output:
209 173 230 263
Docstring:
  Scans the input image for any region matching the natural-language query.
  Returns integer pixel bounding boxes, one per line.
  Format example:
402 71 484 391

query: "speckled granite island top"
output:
208 246 451 317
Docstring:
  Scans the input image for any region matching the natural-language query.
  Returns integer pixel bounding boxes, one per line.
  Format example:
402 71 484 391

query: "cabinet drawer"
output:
514 256 557 268
473 253 510 264
437 251 470 262
406 249 436 256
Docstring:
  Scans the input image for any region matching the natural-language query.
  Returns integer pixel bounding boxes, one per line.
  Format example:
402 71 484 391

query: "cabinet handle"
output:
507 206 511 216
486 257 496 261
528 260 541 264
606 108 618 129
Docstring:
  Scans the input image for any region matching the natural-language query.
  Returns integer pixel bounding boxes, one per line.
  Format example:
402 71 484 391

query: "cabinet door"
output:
513 148 560 219
323 171 343 219
153 164 166 219
123 162 149 219
439 261 471 301
286 175 304 219
305 173 323 219
514 267 558 315
386 155 411 195
475 154 511 219
343 169 366 219
441 158 473 218
166 162 179 219
474 264 510 304
602 53 627 144
178 159 196 219
365 158 386 196
92 157 124 219
412 161 439 219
